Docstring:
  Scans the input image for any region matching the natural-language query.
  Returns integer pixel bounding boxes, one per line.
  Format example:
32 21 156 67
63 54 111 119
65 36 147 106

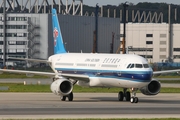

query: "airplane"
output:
1 8 180 103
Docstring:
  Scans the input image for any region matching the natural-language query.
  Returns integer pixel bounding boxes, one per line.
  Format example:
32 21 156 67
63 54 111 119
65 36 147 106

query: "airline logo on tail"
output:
52 8 67 54
53 28 58 46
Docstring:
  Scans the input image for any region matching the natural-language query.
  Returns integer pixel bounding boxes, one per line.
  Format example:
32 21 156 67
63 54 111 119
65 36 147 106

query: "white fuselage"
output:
48 53 153 89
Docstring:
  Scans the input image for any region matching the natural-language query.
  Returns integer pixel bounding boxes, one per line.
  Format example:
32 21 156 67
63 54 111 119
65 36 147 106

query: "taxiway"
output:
0 93 180 119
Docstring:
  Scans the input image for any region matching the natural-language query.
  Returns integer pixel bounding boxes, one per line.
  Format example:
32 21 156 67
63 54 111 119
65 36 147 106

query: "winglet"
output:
52 9 67 54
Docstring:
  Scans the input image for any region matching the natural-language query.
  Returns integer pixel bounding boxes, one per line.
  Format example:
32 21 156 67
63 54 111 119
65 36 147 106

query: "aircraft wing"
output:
0 69 55 76
0 69 90 81
8 57 51 64
153 69 180 75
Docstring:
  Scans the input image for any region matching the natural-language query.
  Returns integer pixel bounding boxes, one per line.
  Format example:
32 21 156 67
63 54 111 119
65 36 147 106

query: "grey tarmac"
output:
0 93 180 119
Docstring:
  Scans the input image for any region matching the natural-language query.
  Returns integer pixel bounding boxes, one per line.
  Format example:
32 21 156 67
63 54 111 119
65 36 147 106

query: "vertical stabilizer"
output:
52 9 67 54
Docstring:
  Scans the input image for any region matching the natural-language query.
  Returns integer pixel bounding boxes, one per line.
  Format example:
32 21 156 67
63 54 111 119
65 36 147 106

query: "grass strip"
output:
159 80 180 83
157 75 180 78
0 83 180 93
2 118 180 120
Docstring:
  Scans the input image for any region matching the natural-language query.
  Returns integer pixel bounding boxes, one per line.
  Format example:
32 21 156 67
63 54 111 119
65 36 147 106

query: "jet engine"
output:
140 79 161 95
50 78 73 96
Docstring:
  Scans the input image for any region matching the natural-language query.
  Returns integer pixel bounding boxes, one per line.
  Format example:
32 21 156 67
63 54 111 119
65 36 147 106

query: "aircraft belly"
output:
99 77 149 88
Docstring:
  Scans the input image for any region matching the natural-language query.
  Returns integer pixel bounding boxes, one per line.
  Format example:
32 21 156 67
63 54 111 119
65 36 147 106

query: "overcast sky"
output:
82 0 180 6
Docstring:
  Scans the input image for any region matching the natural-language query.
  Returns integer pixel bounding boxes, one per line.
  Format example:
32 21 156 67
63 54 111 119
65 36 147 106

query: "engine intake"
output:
140 79 161 95
50 78 73 96
59 80 72 93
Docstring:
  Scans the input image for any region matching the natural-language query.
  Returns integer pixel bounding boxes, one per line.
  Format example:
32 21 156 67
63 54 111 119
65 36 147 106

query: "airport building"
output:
0 0 120 67
122 23 180 63
0 0 179 67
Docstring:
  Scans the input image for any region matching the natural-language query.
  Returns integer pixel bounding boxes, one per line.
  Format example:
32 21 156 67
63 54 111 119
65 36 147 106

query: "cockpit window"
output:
127 63 149 69
143 64 149 68
135 64 143 68
130 64 134 68
127 64 131 68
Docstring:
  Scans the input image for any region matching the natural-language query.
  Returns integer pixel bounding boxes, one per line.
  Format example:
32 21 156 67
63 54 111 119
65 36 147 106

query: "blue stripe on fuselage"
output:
55 68 152 82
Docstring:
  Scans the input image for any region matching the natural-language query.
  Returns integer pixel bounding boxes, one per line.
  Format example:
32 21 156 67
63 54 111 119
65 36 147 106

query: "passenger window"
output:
130 64 134 68
143 64 149 68
127 64 131 68
135 64 143 68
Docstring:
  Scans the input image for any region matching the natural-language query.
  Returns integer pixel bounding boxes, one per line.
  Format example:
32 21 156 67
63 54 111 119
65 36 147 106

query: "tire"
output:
125 91 131 101
130 97 134 103
118 91 124 101
61 96 66 101
68 92 73 101
134 97 138 103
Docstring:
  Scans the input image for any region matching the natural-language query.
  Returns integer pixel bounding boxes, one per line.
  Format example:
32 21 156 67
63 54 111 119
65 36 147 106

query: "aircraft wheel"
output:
134 97 138 103
60 96 66 101
118 91 124 101
125 91 131 101
68 92 73 101
130 97 138 103
130 97 135 103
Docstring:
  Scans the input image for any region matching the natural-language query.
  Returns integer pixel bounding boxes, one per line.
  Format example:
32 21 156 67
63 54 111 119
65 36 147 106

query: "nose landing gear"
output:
130 88 138 103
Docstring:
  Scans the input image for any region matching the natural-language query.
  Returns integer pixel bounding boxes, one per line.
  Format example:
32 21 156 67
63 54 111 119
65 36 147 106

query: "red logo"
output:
53 28 58 46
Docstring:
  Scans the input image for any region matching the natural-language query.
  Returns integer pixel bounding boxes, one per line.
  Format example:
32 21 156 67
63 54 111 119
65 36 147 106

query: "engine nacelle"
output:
140 79 161 95
50 78 73 96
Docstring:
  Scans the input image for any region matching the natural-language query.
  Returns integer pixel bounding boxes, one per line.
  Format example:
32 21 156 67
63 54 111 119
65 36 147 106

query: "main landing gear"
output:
118 88 130 101
118 88 138 103
60 92 73 101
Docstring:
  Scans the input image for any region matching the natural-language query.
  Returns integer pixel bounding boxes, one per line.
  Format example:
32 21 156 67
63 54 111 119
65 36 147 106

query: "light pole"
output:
122 2 129 54
3 0 6 66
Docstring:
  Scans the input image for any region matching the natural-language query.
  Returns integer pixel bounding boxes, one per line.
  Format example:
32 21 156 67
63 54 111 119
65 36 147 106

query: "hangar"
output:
0 0 179 67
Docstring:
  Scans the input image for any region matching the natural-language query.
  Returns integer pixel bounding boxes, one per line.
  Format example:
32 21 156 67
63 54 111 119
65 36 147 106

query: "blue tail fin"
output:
52 9 67 54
